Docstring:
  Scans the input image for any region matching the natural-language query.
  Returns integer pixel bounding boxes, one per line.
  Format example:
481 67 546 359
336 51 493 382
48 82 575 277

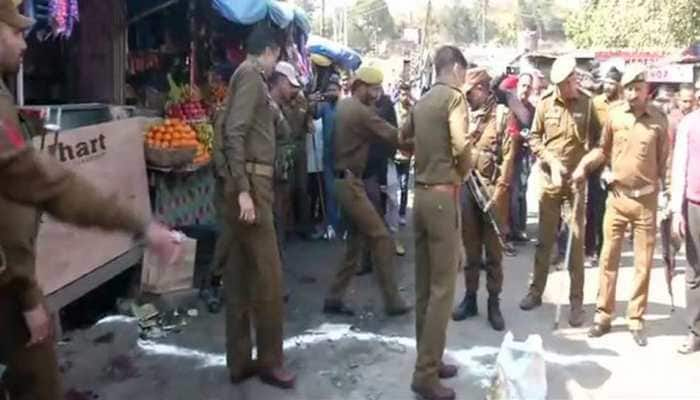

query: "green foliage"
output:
440 0 478 44
347 0 398 51
565 0 700 48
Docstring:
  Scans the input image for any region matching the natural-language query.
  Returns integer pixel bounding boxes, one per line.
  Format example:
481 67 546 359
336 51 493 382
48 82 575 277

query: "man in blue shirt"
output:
312 76 343 236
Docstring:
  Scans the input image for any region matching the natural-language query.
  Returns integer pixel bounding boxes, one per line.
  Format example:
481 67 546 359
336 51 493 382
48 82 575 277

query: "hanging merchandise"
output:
30 0 79 39
49 0 79 38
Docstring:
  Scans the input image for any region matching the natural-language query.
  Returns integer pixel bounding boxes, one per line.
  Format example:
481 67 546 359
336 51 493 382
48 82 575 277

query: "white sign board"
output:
647 64 695 83
34 117 152 294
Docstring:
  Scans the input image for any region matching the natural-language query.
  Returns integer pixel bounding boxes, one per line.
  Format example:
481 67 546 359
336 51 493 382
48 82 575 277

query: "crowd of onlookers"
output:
286 64 700 269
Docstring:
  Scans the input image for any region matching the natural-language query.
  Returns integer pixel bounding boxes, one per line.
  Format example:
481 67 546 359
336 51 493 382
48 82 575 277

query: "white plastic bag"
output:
489 332 547 400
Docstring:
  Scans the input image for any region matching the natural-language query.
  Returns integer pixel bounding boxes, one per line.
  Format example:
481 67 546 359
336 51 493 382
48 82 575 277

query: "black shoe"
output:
588 323 611 338
631 329 648 347
323 300 356 316
487 296 506 331
452 293 477 321
677 334 700 355
519 292 542 311
568 303 585 327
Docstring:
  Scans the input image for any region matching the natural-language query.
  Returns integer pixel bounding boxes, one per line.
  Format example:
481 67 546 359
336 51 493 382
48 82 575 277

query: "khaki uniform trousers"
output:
291 142 311 232
462 185 504 295
413 186 461 388
594 191 657 330
530 187 585 305
218 175 285 376
0 292 61 400
326 177 403 310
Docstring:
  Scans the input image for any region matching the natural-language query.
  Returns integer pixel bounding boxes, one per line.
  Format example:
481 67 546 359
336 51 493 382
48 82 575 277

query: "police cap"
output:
550 55 577 85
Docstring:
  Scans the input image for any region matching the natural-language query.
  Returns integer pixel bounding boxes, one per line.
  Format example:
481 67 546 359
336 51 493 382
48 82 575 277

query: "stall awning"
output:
212 0 310 33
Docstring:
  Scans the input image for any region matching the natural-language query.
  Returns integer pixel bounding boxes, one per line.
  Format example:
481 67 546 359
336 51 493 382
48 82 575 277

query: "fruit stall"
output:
145 77 219 228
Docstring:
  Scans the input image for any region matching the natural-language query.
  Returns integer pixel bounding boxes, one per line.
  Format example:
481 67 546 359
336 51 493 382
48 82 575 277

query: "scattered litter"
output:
121 301 198 339
488 332 546 400
131 303 159 322
144 327 166 339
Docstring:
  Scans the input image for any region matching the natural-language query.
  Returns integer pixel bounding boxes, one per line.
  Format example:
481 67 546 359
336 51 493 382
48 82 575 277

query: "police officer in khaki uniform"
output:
519 55 601 328
586 68 622 265
214 25 295 388
452 68 514 332
402 46 471 400
575 65 670 346
322 66 410 317
281 89 314 239
0 3 178 398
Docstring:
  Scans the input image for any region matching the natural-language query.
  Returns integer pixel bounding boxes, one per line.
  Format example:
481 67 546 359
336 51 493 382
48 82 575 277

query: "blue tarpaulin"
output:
212 0 311 33
307 35 362 71
212 0 268 25
268 0 295 29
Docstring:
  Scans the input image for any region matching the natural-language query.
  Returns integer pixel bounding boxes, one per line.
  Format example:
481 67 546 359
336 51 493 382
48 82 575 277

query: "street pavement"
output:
60 178 700 400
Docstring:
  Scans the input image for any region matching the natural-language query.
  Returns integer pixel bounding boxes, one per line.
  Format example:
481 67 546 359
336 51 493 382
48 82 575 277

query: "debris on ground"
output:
116 300 200 339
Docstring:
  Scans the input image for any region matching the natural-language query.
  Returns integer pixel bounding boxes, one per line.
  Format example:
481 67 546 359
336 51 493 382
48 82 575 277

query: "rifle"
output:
466 170 508 249
553 186 585 330
659 194 680 312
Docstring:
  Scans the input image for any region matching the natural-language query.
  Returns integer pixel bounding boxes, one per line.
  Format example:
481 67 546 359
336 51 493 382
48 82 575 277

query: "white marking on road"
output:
136 323 614 391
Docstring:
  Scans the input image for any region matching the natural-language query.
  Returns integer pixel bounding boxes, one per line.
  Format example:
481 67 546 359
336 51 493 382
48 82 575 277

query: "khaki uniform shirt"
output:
529 89 601 180
470 101 515 190
282 94 311 143
0 80 146 310
333 96 398 177
216 59 276 193
590 102 669 192
273 101 294 182
402 83 470 185
593 94 616 126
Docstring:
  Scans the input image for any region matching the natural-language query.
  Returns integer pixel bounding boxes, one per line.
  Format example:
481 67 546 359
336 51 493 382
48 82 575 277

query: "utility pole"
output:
343 5 348 46
420 0 432 59
481 0 487 45
321 0 326 37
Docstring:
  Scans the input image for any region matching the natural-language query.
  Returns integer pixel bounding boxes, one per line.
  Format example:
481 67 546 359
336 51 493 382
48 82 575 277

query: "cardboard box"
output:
34 117 153 295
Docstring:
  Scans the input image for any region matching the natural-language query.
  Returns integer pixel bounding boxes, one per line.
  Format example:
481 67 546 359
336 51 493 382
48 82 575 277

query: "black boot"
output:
452 293 477 321
487 295 505 331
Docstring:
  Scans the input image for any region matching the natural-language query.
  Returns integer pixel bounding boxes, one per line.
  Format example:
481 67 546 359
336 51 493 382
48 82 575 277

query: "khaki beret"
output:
355 66 384 86
550 55 576 84
0 0 33 30
463 67 492 93
621 64 647 87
